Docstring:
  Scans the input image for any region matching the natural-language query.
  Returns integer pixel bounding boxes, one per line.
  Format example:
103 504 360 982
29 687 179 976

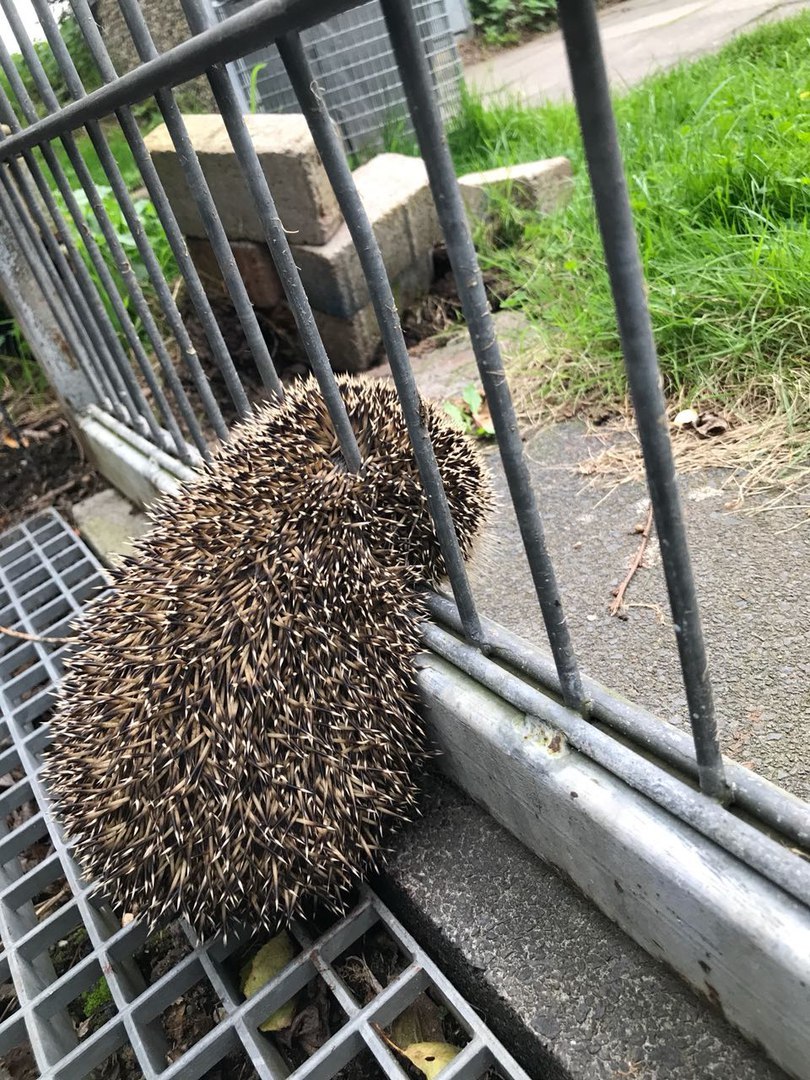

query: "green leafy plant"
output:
444 385 496 438
0 10 101 123
50 184 178 349
248 62 268 114
469 0 556 46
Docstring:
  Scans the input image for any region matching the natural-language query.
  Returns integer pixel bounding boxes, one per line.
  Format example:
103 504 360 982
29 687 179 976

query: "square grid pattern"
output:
214 0 461 156
0 511 529 1080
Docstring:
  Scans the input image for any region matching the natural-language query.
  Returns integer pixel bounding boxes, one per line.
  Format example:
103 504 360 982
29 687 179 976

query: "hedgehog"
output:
43 376 491 938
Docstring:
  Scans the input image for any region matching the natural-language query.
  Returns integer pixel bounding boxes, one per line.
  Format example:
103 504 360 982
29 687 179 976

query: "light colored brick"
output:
186 237 283 310
72 488 151 566
314 252 434 372
295 154 438 320
458 157 573 219
144 114 342 245
404 166 442 253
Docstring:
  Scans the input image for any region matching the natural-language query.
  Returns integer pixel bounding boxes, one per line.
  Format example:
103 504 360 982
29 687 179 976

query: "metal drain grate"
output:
0 511 529 1080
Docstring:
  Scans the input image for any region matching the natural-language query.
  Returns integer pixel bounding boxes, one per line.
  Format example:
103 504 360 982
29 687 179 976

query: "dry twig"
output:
0 624 72 645
610 504 654 617
34 884 70 919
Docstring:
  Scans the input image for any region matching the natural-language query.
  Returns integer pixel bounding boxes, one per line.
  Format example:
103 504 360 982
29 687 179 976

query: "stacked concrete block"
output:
185 237 284 311
315 251 434 371
144 114 342 245
146 116 440 371
458 157 574 220
294 154 438 319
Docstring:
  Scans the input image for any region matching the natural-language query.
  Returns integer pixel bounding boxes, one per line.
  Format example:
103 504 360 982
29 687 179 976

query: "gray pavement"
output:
465 0 810 103
382 776 785 1079
375 316 809 804
469 422 809 802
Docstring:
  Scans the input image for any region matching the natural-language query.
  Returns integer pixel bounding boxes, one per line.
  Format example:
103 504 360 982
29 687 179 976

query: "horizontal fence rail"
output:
0 0 808 1072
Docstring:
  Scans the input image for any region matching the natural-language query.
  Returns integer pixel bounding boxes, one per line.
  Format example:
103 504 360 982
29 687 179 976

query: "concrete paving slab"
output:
468 422 809 801
381 776 785 1079
367 309 533 401
72 487 150 566
465 0 810 103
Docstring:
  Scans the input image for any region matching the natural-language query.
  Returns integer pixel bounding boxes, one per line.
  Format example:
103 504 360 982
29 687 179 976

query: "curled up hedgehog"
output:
44 377 491 938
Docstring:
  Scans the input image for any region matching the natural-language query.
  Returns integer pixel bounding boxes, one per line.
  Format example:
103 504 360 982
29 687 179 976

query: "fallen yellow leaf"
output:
239 931 298 1032
403 1041 461 1078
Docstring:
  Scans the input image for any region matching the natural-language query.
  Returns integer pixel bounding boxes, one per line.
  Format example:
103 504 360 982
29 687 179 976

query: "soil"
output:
0 399 103 535
392 246 513 357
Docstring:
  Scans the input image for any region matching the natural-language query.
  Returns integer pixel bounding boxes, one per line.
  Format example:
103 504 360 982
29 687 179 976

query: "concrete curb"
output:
412 654 809 1080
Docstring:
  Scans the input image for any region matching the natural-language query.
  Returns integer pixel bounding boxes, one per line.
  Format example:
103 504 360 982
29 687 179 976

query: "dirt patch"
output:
0 396 103 534
392 246 514 359
177 291 303 427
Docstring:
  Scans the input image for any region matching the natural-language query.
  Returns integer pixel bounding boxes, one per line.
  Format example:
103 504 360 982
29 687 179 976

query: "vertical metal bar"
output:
380 0 584 710
31 0 228 448
277 32 484 647
1 100 147 426
0 47 178 456
3 150 148 431
68 0 262 424
0 0 204 466
115 0 284 408
201 0 252 112
0 172 108 408
556 0 727 800
176 0 364 473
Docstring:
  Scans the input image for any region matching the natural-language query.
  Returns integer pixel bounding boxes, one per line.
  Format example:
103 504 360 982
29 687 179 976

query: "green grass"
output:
443 14 810 444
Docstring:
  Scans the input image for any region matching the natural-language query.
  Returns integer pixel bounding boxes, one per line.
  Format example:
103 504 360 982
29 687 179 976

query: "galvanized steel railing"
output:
0 0 807 954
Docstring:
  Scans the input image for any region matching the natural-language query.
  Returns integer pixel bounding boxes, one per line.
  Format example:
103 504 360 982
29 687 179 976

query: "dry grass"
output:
506 340 810 517
580 405 810 518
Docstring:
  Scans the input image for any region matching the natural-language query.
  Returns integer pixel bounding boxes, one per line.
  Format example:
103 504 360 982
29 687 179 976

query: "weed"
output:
248 62 268 114
468 0 556 46
444 385 495 439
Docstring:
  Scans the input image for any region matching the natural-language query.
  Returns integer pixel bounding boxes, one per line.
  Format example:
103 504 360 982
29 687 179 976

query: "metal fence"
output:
211 0 462 157
0 0 808 1075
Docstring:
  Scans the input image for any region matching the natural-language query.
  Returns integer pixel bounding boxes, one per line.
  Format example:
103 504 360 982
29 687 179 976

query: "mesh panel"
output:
212 0 462 156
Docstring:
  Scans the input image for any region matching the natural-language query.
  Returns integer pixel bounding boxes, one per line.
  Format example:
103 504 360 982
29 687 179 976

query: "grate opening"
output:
49 925 94 981
0 642 39 682
0 965 20 1023
333 921 411 1010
